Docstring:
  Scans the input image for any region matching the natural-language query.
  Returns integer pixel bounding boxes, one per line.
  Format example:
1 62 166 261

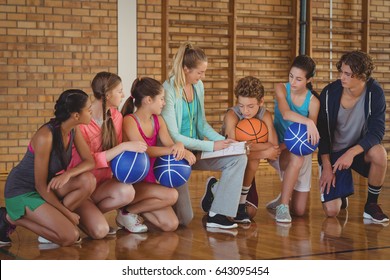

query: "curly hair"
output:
234 76 264 102
336 51 374 81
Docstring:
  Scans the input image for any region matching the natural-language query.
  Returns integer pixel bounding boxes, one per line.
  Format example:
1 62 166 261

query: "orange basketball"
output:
235 118 268 143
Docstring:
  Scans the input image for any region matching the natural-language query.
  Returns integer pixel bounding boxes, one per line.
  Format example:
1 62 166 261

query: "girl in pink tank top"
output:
121 77 196 232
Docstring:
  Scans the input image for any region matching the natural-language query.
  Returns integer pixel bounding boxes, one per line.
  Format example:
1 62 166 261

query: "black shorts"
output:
320 147 370 203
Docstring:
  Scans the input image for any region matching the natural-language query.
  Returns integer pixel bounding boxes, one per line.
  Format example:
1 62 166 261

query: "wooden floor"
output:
1 162 389 260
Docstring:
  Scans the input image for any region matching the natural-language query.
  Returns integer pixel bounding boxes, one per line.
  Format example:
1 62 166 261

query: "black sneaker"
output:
0 207 15 246
233 204 251 223
363 203 389 223
341 197 348 210
200 177 217 212
206 214 238 229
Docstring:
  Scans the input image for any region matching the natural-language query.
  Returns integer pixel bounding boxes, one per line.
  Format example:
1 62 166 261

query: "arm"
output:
157 116 196 165
275 83 319 144
223 109 239 139
319 153 336 195
317 86 331 156
32 127 79 225
247 111 280 161
358 84 386 151
47 126 95 191
307 95 320 145
162 80 225 151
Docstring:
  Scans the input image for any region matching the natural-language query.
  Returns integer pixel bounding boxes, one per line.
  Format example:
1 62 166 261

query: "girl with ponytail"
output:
1 89 95 246
69 72 149 236
266 54 320 223
162 42 248 229
121 77 195 231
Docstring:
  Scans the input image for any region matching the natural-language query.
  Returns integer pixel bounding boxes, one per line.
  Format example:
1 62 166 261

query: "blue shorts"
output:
320 147 370 203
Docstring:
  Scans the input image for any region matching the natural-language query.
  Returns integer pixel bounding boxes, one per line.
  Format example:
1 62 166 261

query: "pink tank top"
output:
128 114 160 183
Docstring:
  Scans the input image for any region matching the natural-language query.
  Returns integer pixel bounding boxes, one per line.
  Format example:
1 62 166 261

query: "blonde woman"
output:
162 42 247 229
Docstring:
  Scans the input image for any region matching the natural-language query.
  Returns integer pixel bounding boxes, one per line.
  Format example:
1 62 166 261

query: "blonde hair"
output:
169 41 207 95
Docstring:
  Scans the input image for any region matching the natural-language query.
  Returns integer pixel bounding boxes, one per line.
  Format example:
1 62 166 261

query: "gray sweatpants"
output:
174 154 247 225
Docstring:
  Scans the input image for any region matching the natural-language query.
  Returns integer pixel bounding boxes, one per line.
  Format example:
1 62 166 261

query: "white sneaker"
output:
266 193 281 210
38 235 82 244
116 210 148 233
107 226 118 236
38 236 52 244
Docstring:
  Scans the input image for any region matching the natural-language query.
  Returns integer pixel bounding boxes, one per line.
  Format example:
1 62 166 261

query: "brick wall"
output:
137 0 390 150
0 0 118 172
1 0 390 172
311 0 390 150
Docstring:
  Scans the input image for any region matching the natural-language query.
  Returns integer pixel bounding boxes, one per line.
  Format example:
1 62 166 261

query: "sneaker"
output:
107 226 117 236
116 210 148 233
341 197 348 210
206 214 238 229
38 235 82 244
363 203 389 223
200 177 217 212
275 204 292 223
38 236 52 244
0 207 15 246
233 204 251 223
266 193 281 210
38 243 61 250
363 218 389 227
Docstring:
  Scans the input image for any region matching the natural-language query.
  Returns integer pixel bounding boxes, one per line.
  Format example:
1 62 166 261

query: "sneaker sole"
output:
233 218 251 224
275 218 292 223
107 227 118 236
200 177 215 212
0 241 11 246
38 236 82 245
206 222 238 229
363 212 390 223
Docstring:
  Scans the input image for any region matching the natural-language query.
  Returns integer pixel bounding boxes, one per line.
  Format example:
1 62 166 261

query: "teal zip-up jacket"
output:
162 77 224 152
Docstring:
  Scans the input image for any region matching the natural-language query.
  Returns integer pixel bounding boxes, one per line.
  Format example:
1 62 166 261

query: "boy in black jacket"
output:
318 50 388 223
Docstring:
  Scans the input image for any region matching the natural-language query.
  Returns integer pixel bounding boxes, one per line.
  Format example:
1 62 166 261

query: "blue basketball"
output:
284 122 318 156
111 151 150 184
153 155 192 188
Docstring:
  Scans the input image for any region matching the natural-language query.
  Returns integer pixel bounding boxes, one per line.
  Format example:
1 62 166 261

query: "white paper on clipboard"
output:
200 141 246 159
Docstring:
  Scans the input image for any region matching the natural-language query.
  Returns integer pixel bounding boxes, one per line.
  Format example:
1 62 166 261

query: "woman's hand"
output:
213 139 236 151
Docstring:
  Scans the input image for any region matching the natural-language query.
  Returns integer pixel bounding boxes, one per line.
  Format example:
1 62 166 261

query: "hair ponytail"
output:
169 42 207 96
91 71 121 151
50 89 89 170
291 55 319 100
121 77 163 116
